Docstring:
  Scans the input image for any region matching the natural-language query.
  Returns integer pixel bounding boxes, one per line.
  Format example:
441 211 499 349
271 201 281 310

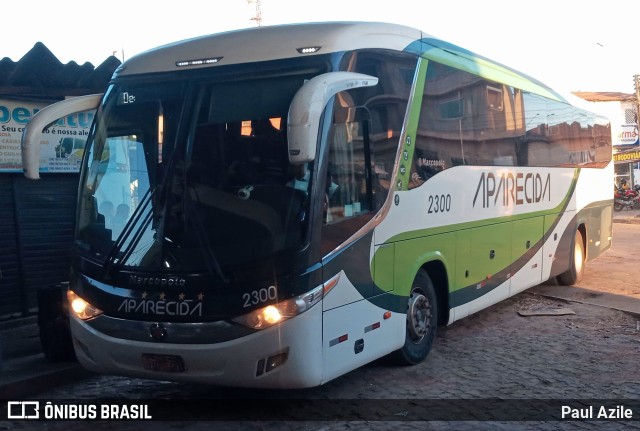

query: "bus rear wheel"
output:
557 230 585 286
393 270 437 365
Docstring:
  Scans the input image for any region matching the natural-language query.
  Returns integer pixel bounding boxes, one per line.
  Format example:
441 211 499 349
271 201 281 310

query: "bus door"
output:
321 95 395 301
319 92 399 381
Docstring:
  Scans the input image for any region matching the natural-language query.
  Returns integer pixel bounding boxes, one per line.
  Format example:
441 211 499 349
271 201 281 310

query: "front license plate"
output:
141 354 185 373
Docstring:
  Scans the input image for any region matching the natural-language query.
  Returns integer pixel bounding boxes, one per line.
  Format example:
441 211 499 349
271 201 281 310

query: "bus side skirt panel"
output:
321 274 405 384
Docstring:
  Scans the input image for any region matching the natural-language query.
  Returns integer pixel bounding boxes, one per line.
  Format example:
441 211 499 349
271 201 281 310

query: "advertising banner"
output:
0 99 94 173
613 149 640 163
614 124 639 146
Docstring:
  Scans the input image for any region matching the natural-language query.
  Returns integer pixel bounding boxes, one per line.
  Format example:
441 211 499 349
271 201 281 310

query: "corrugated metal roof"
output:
572 91 636 102
0 42 120 100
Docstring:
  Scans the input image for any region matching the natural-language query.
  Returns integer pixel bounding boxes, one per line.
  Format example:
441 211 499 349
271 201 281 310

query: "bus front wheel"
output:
557 230 585 286
393 270 438 365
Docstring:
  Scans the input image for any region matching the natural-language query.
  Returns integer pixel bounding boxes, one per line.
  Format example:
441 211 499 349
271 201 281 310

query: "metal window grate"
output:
625 107 637 124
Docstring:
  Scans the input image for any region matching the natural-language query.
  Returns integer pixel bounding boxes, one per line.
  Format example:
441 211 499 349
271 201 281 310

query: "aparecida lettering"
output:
118 299 202 316
128 275 187 287
472 171 551 209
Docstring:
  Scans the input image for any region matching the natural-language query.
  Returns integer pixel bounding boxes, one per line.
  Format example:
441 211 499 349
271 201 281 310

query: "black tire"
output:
39 317 76 362
392 270 438 365
557 230 585 286
614 202 623 212
37 285 76 362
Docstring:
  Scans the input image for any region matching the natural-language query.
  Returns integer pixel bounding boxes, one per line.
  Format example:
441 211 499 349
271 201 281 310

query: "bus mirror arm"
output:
21 93 103 179
287 72 378 164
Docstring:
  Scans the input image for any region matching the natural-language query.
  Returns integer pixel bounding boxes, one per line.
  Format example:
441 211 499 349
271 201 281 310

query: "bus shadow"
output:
530 283 640 317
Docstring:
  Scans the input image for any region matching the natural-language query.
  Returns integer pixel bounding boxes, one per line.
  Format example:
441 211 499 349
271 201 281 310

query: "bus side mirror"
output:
287 72 378 164
21 93 102 179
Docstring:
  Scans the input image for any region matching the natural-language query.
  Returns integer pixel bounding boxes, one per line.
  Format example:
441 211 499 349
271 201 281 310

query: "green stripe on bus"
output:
395 58 428 191
404 38 565 102
420 48 563 102
371 168 580 301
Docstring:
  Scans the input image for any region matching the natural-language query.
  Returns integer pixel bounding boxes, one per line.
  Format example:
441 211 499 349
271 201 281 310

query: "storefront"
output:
571 92 639 187
614 148 640 187
0 43 119 318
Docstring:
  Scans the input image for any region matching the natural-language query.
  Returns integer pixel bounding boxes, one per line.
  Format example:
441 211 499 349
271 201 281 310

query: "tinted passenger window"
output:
409 61 612 188
522 93 612 167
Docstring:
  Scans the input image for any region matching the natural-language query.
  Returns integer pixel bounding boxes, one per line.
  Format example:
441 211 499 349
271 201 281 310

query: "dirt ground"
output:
573 223 640 299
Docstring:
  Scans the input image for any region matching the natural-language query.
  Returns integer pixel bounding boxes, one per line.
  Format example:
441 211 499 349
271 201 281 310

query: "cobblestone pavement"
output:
5 289 639 431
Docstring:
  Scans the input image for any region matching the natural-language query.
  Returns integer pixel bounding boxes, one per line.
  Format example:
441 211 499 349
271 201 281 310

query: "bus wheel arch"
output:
557 225 586 286
392 261 448 365
422 260 449 326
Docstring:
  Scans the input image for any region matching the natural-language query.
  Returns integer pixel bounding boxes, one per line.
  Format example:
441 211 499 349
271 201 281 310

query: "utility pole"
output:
247 0 262 27
634 74 640 125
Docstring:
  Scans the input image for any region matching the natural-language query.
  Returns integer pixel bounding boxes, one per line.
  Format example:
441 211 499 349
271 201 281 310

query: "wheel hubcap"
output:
407 291 431 342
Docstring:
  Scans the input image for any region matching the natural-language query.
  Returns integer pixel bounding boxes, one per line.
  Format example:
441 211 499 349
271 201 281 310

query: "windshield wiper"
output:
100 187 154 279
99 123 187 279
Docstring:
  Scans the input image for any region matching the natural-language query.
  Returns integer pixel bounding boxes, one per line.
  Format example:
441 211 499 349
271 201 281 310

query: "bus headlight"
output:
67 290 103 320
232 285 323 330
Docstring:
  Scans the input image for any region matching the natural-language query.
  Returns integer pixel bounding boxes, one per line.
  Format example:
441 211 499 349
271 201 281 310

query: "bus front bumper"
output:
68 305 323 389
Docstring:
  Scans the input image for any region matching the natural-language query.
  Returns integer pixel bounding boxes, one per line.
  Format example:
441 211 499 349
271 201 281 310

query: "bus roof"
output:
116 22 422 76
115 21 564 102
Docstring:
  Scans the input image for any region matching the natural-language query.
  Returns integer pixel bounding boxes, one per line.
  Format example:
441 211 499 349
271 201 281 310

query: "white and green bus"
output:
22 22 613 388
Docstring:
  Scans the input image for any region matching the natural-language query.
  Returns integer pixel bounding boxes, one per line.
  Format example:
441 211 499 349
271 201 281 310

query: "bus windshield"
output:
76 76 313 276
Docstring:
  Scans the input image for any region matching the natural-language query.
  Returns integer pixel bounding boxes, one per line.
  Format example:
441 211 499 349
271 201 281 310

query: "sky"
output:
3 0 639 96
